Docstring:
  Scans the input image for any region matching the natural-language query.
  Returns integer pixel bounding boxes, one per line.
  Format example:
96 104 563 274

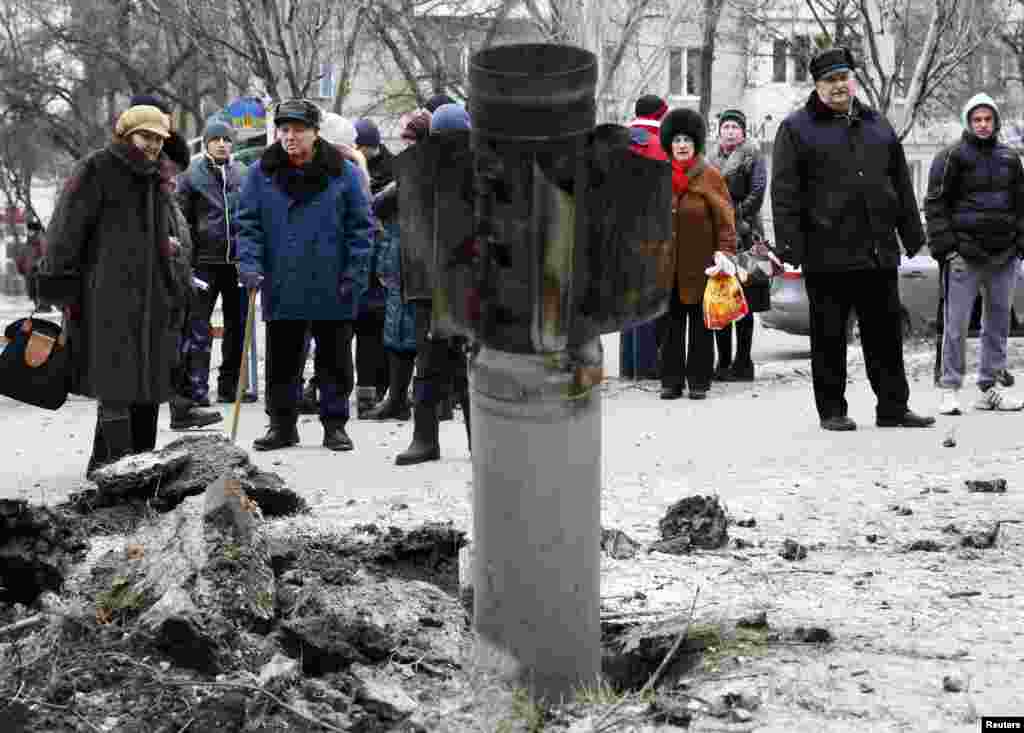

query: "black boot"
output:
322 418 353 451
457 388 471 453
253 414 299 452
395 403 440 465
356 386 378 418
364 352 413 421
86 412 134 479
170 396 223 431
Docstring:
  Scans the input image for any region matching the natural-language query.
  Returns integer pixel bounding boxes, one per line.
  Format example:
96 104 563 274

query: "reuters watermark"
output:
983 718 1024 730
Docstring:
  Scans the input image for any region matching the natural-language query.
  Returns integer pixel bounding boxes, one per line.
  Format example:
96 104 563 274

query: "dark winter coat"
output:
236 140 372 322
707 141 766 247
44 143 192 403
925 112 1024 265
378 220 417 352
771 93 924 273
177 155 247 265
367 145 397 219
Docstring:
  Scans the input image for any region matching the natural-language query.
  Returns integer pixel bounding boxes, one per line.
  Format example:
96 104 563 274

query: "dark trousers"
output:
659 293 714 392
266 320 354 421
413 302 467 406
188 265 243 397
355 307 388 392
804 269 909 421
715 312 755 368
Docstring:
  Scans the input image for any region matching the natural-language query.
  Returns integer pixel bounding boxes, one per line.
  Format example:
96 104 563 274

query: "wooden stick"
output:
230 288 258 443
0 614 46 639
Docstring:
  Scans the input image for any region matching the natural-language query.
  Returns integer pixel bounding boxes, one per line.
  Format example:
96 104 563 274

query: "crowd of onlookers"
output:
23 42 1024 478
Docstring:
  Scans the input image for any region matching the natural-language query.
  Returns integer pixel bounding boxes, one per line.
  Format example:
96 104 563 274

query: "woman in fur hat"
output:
657 107 737 400
44 104 196 475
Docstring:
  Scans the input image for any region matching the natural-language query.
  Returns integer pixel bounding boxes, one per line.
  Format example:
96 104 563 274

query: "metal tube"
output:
469 345 601 702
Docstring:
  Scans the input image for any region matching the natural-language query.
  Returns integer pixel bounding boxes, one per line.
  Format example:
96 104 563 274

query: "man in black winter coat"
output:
771 47 934 431
926 93 1024 416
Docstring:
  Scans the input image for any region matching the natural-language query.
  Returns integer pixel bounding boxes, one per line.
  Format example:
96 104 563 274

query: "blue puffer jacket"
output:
925 93 1024 264
378 219 418 352
177 156 246 265
236 141 371 321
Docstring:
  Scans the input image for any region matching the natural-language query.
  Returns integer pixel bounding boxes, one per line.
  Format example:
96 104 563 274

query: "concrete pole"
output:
469 346 602 702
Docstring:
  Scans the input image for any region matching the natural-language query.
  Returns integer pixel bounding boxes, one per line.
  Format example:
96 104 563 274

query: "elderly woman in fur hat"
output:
657 107 737 400
44 103 196 476
707 109 769 383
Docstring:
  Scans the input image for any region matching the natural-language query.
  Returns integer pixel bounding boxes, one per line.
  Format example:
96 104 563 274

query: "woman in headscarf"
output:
657 108 737 400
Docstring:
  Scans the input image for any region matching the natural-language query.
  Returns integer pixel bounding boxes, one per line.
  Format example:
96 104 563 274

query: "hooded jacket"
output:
177 154 247 265
771 92 924 272
924 93 1024 264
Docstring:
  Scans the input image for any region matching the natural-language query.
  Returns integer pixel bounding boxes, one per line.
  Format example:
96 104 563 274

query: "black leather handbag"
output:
0 316 72 410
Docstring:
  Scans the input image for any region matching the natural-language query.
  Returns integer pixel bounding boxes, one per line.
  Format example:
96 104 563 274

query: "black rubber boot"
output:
395 404 440 465
457 388 471 454
86 413 134 479
356 386 378 418
322 418 354 452
364 352 414 421
170 396 223 431
253 414 299 452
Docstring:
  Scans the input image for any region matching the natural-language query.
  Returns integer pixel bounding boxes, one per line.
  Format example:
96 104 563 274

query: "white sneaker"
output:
974 386 1024 412
939 389 962 416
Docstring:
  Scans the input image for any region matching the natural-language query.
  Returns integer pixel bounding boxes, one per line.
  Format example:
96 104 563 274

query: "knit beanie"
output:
320 113 358 148
400 109 433 142
203 118 235 144
718 109 747 132
429 103 470 133
425 93 456 113
115 105 170 139
635 94 668 120
354 118 381 147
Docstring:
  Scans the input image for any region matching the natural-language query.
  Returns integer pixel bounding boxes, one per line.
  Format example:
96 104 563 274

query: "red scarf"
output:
672 156 697 196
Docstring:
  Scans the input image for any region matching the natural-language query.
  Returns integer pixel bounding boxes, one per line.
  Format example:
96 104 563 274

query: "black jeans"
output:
192 265 244 395
659 293 713 392
266 321 354 420
804 269 910 421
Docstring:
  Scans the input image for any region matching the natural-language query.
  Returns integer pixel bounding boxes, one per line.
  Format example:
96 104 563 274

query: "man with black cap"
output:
771 47 933 431
236 98 372 452
177 117 250 410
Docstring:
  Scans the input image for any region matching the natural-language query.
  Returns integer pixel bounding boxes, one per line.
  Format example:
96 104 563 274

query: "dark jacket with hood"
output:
771 92 924 273
177 154 247 265
44 142 193 403
707 140 767 248
236 139 372 321
925 93 1024 265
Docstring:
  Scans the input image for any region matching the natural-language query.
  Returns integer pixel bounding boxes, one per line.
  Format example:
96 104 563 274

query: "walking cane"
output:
231 288 258 443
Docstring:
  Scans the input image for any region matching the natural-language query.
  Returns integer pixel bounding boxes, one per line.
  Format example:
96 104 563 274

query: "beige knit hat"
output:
115 105 170 139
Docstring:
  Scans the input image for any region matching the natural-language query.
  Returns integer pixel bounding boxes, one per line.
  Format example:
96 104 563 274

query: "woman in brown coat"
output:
657 108 737 400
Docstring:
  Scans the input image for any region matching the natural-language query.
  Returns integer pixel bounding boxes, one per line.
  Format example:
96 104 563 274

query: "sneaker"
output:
974 386 1024 412
938 389 961 416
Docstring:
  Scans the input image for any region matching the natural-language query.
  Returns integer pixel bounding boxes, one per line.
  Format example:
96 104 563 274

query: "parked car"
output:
762 255 1024 337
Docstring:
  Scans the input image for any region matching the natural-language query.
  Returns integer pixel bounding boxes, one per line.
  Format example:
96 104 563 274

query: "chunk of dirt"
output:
964 478 1007 493
0 500 89 604
792 626 833 643
651 495 729 554
905 539 945 552
779 539 808 561
601 527 641 559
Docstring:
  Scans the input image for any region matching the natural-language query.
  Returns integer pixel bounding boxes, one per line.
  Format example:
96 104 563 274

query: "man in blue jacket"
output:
177 118 250 406
236 99 372 451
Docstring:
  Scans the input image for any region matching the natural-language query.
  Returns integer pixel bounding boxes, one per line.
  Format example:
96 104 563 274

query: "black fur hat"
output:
660 107 707 157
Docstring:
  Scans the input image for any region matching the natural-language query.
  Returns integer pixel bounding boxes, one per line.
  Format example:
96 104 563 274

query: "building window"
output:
792 36 811 82
318 63 336 100
772 39 787 82
668 46 683 96
686 47 702 96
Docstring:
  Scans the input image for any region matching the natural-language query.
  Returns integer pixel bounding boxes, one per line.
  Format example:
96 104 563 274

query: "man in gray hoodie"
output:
926 93 1024 415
